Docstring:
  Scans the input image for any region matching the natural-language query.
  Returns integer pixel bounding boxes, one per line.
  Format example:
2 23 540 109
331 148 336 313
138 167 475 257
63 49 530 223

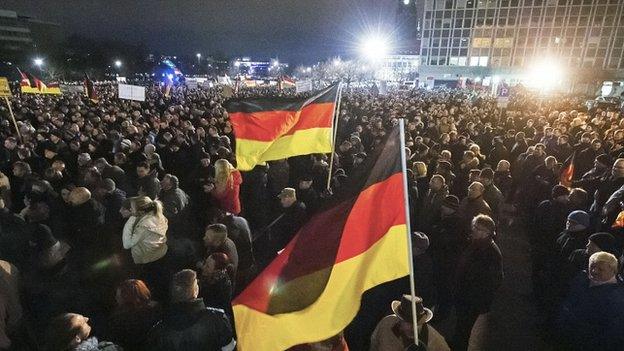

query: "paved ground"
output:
433 219 553 351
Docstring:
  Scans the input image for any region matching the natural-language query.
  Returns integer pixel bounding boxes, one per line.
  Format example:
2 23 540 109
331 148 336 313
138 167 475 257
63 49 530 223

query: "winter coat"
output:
122 215 168 264
0 261 21 350
135 173 161 200
556 274 624 351
212 170 242 215
106 302 162 351
455 239 503 313
146 299 236 351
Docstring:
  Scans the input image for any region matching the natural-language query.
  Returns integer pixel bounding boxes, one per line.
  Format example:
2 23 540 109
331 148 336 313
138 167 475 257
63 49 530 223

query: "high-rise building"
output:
0 9 63 62
396 0 423 54
419 0 624 80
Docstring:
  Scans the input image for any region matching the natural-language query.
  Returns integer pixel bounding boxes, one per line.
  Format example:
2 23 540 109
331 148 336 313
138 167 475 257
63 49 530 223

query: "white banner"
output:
116 76 127 83
217 75 231 85
295 79 312 93
118 84 145 102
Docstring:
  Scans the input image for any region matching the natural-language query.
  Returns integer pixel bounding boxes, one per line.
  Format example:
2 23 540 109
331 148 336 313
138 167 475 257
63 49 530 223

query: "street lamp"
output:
196 53 201 64
114 60 122 68
360 36 389 61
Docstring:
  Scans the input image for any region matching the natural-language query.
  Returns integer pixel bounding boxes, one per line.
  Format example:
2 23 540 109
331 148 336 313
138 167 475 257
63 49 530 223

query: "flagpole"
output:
399 118 419 345
3 97 21 143
326 82 342 191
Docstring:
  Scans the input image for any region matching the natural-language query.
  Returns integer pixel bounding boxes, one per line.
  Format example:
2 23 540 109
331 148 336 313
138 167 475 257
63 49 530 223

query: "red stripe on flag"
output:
230 102 334 141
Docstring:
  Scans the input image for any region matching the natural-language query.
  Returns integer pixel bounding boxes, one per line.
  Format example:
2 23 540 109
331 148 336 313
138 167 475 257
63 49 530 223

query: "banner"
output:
0 78 11 97
426 77 435 90
116 76 127 83
295 79 312 93
217 75 232 85
118 84 146 102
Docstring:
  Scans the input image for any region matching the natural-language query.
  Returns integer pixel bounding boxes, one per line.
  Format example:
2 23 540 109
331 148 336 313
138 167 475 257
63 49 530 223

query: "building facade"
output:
419 0 624 80
0 9 62 63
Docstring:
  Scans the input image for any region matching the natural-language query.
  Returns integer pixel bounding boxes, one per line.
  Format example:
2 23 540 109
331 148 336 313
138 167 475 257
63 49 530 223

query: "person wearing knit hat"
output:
556 210 592 263
587 232 620 257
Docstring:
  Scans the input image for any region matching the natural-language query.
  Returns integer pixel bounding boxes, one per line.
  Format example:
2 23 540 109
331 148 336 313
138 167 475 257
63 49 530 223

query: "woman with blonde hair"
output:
210 159 242 215
123 196 169 300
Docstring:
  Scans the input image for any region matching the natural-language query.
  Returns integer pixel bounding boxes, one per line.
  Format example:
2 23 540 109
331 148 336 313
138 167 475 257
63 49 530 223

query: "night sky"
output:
4 0 401 65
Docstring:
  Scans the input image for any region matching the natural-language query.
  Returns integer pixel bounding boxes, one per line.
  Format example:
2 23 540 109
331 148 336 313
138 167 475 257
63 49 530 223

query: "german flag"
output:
226 84 339 171
83 73 98 103
233 126 409 350
18 69 61 95
560 151 576 188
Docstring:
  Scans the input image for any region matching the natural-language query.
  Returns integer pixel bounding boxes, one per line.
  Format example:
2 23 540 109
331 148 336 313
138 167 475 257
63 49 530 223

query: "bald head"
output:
69 187 91 206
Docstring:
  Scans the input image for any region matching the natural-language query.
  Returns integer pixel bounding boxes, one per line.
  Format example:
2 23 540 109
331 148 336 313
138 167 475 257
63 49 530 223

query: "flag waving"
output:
233 125 410 350
18 69 61 95
83 73 99 103
560 151 576 188
225 84 339 171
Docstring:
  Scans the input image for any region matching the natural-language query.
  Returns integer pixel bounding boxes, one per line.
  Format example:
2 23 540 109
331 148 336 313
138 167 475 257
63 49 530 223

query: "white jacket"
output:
123 215 168 264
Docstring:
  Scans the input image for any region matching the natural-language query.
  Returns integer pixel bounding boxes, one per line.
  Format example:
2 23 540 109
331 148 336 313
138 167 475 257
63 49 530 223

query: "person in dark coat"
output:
557 211 592 262
590 158 624 217
270 187 307 254
458 182 492 234
135 162 160 200
159 174 190 236
94 158 131 195
429 195 465 319
214 210 255 291
452 214 503 351
574 139 605 180
202 224 238 283
146 269 236 351
418 174 449 233
106 279 162 351
66 187 105 255
100 178 126 226
556 252 624 351
199 252 234 322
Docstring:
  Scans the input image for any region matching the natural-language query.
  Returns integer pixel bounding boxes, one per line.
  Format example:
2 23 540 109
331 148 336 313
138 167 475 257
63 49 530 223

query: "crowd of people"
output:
0 79 622 351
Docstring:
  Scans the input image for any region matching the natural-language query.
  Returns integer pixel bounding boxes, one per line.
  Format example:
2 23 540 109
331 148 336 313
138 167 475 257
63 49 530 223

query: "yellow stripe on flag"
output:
235 127 332 171
233 224 409 350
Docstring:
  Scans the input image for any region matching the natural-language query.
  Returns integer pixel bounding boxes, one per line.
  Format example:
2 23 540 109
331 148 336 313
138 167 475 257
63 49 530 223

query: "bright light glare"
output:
234 61 241 67
333 58 341 66
526 58 564 91
114 60 122 68
34 58 43 66
196 53 201 58
360 36 388 61
403 0 410 4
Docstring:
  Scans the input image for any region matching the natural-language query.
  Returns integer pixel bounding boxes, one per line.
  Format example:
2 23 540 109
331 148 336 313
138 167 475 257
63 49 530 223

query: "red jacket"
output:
212 170 242 214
